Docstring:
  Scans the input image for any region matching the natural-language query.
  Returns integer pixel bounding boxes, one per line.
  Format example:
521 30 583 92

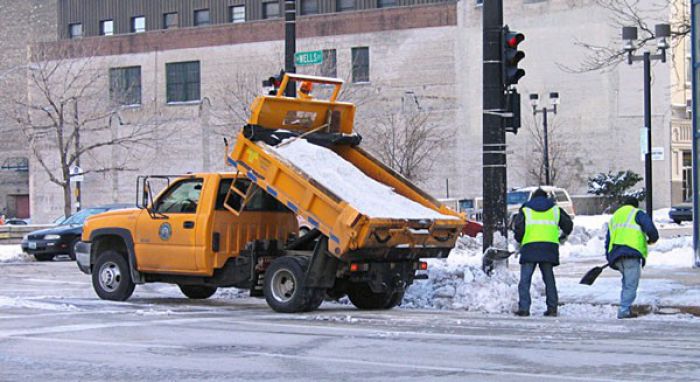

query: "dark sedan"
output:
21 204 131 261
669 203 692 224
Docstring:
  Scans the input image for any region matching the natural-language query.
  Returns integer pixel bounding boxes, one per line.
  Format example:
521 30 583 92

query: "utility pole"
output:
284 0 296 98
482 0 507 257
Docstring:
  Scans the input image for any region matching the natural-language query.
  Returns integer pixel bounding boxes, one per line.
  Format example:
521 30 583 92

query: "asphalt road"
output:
1 260 699 381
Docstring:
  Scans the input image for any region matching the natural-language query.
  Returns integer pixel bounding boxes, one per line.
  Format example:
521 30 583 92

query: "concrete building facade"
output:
18 0 676 222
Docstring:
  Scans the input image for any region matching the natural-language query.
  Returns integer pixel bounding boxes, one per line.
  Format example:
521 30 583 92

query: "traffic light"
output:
502 26 525 88
504 90 521 134
262 70 286 95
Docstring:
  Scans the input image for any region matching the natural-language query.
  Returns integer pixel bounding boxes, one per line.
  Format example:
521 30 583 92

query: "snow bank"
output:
403 236 521 313
270 139 456 220
0 245 33 263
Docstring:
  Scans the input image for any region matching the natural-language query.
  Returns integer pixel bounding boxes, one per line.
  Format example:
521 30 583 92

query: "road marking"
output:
14 336 185 349
241 351 622 381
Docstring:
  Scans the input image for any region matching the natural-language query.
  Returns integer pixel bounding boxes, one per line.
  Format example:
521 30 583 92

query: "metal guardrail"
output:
0 225 53 244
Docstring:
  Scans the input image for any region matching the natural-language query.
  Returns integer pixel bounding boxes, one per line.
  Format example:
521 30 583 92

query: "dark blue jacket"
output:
605 207 659 268
513 196 573 266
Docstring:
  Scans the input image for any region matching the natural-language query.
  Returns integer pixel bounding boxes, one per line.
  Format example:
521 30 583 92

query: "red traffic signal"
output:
502 26 525 87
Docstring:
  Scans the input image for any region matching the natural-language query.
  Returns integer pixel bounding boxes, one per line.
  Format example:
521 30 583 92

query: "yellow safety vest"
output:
608 205 648 258
522 206 560 245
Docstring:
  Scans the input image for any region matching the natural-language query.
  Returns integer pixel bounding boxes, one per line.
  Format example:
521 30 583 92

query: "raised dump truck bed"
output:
228 74 464 261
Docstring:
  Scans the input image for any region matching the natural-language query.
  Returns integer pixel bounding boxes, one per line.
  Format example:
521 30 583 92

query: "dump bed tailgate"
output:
228 132 464 259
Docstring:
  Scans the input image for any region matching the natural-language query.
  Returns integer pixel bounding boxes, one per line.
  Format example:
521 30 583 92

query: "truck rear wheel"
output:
348 282 402 310
92 250 135 301
179 285 217 299
264 256 321 313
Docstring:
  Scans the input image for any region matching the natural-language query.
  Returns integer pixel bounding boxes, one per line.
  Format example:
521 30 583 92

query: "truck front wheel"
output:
348 282 403 310
264 256 320 313
92 250 135 301
179 285 217 299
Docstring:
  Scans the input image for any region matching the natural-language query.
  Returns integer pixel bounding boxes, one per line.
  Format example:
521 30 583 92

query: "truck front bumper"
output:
75 241 92 274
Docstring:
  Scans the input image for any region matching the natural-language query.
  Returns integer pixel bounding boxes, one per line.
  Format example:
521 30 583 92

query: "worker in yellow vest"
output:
513 188 573 317
606 197 659 319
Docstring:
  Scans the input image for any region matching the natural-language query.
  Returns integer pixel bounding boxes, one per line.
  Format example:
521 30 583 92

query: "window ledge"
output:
166 100 202 106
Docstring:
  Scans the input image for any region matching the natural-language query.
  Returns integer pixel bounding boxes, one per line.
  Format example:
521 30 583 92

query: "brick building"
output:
5 0 676 222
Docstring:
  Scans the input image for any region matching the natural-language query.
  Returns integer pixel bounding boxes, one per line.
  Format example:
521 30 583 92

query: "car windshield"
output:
60 208 108 226
507 191 530 205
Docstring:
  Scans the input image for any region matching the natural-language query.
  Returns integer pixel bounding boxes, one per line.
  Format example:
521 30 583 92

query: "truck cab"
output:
77 173 297 301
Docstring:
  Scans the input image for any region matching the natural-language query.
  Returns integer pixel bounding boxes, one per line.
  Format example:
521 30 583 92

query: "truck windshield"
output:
507 191 530 205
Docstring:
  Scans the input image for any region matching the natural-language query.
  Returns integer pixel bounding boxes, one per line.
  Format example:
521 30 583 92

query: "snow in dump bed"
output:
270 139 457 220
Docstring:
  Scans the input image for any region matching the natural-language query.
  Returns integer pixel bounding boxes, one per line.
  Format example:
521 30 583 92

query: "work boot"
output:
544 308 558 317
617 311 638 319
515 310 530 317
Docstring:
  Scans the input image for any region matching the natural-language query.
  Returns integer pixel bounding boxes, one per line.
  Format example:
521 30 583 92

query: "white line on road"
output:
241 351 623 382
14 336 186 349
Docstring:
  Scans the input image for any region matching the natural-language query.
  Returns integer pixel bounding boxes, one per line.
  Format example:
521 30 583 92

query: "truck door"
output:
135 178 204 273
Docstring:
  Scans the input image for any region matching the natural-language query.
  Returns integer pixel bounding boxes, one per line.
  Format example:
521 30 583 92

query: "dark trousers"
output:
518 262 558 312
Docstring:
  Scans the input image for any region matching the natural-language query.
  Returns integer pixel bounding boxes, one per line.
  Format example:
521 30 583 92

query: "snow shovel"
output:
482 248 517 276
579 264 609 286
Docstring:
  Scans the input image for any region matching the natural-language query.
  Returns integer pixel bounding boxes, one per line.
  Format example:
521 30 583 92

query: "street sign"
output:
294 50 323 66
651 147 664 161
69 165 84 183
640 127 648 160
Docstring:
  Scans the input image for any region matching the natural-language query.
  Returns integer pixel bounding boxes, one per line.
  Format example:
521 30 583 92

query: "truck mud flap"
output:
304 237 338 289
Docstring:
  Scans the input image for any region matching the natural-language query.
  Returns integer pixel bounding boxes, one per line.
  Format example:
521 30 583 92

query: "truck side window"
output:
215 178 248 211
155 179 204 213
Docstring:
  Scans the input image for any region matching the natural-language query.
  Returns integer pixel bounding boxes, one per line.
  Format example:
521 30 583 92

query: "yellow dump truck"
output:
76 74 464 312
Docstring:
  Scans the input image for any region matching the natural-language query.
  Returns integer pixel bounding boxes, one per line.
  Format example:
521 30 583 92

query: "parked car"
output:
21 204 132 261
4 219 28 225
669 202 692 224
507 186 576 223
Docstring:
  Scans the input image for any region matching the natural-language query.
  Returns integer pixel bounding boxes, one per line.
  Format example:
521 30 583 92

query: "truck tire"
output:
179 285 217 299
264 256 318 313
347 282 398 310
92 250 135 301
34 254 54 262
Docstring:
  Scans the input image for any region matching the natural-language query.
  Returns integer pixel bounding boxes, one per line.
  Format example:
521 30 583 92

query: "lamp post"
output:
622 23 671 219
529 92 560 186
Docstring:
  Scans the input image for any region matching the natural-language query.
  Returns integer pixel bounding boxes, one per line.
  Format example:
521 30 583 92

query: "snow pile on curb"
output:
0 245 33 263
403 236 526 314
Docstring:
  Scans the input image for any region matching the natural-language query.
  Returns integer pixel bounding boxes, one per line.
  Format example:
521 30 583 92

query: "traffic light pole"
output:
482 0 508 254
284 0 296 97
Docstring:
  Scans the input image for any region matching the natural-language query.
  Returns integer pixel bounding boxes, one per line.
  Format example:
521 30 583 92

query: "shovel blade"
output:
579 266 605 286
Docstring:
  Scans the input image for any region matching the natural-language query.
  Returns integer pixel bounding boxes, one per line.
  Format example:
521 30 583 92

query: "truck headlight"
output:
44 234 61 240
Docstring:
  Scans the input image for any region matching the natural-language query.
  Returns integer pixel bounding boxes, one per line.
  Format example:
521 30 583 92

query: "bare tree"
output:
516 115 580 188
362 107 453 182
4 44 158 217
561 0 687 72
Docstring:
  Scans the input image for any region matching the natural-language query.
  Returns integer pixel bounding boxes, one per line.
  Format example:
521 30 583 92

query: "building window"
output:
337 0 356 11
263 1 280 19
321 49 337 77
166 61 201 103
351 47 369 83
69 23 83 39
300 0 319 15
110 67 142 106
131 16 146 33
163 12 179 29
475 0 484 6
100 20 114 36
377 0 397 8
230 5 245 23
194 9 210 26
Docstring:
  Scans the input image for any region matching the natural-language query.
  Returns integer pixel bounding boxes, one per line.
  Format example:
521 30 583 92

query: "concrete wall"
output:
0 0 58 220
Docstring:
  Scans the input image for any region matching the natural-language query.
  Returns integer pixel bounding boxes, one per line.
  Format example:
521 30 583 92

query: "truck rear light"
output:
349 263 369 272
415 261 428 270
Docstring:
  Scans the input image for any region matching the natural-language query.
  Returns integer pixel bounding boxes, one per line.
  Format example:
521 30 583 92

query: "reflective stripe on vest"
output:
608 205 648 258
522 206 560 245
